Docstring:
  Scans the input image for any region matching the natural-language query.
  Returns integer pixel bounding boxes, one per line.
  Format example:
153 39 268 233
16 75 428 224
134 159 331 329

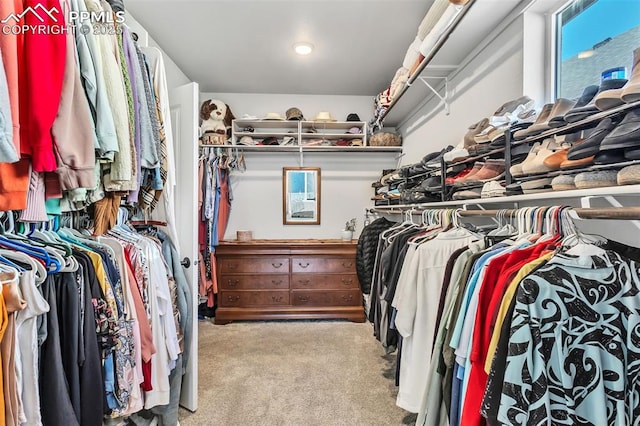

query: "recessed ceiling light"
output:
293 42 313 56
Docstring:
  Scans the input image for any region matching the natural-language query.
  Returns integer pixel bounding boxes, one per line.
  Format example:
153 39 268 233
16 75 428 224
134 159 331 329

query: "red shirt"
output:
461 242 552 425
20 0 66 172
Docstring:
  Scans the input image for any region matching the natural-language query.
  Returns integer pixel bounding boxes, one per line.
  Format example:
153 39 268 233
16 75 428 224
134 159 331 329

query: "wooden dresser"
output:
214 240 365 324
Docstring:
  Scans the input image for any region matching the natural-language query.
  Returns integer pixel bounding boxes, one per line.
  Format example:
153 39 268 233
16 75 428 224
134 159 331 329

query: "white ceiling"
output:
126 0 526 97
127 0 432 95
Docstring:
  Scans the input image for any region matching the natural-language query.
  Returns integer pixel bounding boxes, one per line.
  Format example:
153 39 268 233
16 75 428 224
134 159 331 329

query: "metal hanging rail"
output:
368 206 640 220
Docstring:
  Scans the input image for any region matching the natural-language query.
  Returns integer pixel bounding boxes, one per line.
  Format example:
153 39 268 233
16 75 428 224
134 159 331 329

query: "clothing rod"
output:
368 207 640 220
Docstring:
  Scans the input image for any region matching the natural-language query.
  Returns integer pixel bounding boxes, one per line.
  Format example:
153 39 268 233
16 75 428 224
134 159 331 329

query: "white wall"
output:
201 93 397 240
399 16 525 165
126 12 191 89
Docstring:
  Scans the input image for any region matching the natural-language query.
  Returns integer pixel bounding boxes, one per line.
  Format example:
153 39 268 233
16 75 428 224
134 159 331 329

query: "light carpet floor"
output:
178 320 411 426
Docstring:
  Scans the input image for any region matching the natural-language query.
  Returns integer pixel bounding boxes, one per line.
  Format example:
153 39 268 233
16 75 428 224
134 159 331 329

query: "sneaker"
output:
489 96 535 127
481 181 506 198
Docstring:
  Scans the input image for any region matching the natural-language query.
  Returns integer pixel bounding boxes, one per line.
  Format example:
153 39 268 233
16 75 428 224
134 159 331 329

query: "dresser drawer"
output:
291 257 356 273
220 275 289 290
220 291 290 307
291 290 361 306
219 257 289 274
291 274 359 290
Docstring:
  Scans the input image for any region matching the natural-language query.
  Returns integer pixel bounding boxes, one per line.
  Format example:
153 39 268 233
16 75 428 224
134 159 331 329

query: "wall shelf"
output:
372 184 640 210
376 0 476 127
199 144 402 153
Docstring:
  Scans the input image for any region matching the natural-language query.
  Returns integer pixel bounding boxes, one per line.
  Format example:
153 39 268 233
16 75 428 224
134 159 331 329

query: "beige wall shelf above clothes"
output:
200 144 401 153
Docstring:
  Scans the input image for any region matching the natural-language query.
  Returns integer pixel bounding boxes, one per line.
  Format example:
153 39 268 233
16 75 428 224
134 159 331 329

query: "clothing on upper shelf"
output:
0 218 191 425
360 207 640 426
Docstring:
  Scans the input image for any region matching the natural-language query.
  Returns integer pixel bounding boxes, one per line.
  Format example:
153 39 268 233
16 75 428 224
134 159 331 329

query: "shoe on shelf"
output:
464 118 490 148
543 149 568 170
445 167 473 184
621 47 640 104
551 175 576 191
560 155 595 169
513 103 554 140
566 117 619 160
564 79 628 122
453 161 484 185
521 98 576 136
625 145 640 160
550 85 599 127
424 145 454 168
466 159 505 182
452 188 482 200
618 165 640 185
443 146 469 163
489 95 536 127
510 142 541 177
574 170 618 189
521 137 561 174
481 181 506 198
594 150 627 165
505 183 523 196
599 108 640 151
421 176 442 192
521 177 553 194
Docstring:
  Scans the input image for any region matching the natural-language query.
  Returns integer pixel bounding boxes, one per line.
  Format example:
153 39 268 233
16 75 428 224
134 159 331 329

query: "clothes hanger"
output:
562 208 607 255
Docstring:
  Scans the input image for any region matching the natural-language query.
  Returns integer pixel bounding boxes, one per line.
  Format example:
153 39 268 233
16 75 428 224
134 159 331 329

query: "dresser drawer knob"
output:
272 262 283 268
272 280 283 285
341 279 353 285
228 279 239 287
272 296 284 302
298 262 310 268
342 262 353 268
298 296 310 303
299 279 310 285
227 295 240 302
342 295 354 302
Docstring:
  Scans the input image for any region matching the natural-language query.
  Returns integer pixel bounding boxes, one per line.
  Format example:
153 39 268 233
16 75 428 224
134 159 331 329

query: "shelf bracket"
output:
417 76 450 115
461 203 500 226
576 195 640 231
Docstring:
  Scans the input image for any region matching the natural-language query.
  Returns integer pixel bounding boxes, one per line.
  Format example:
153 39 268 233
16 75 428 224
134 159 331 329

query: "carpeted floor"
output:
178 320 411 426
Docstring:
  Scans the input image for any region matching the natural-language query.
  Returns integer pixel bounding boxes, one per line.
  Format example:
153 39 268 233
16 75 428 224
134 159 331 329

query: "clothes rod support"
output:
416 76 449 115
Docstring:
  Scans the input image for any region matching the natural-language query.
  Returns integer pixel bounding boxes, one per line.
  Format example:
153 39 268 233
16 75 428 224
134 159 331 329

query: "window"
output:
554 0 640 99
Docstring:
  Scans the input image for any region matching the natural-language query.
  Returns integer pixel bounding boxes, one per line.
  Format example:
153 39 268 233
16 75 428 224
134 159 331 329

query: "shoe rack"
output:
378 99 640 206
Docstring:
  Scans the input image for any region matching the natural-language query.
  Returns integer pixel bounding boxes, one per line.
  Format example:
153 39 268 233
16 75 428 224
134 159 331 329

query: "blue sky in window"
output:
562 0 640 60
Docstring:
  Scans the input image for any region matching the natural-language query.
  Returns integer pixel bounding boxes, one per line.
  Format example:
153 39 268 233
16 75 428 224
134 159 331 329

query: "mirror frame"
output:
282 167 321 225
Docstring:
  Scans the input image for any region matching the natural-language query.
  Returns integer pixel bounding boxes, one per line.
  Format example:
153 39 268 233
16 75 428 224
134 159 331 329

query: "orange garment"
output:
125 260 156 362
216 168 231 242
0 281 9 426
0 160 29 211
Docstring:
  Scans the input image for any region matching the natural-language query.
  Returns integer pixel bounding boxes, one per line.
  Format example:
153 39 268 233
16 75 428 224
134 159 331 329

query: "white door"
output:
170 82 199 412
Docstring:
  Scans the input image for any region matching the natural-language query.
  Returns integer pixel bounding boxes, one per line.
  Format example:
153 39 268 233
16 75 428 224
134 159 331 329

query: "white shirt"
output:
394 229 476 413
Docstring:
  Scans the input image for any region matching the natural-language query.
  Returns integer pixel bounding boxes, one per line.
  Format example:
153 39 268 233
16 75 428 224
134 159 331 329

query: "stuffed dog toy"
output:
200 99 235 145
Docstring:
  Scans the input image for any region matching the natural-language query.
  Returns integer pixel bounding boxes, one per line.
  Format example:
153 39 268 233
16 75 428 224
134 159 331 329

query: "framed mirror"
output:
283 167 321 225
